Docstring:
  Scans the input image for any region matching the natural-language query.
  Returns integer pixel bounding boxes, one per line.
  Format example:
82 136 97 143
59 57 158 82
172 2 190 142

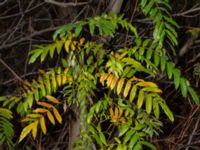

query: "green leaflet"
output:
123 129 136 145
180 78 188 97
128 134 139 149
153 98 160 119
137 90 145 109
188 87 200 105
159 101 174 122
173 69 181 90
146 94 153 114
140 141 156 150
129 85 137 102
167 62 174 80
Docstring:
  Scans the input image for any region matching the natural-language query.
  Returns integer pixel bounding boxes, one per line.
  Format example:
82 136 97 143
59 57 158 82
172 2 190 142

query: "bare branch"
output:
0 58 23 82
44 0 88 7
0 26 58 50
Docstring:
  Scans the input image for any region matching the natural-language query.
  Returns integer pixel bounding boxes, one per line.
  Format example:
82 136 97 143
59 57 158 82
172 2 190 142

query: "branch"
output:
44 0 88 7
0 26 58 50
174 6 200 16
0 58 23 83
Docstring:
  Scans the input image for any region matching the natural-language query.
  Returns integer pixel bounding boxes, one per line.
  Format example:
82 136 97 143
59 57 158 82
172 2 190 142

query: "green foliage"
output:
0 102 14 148
0 12 199 149
140 0 179 53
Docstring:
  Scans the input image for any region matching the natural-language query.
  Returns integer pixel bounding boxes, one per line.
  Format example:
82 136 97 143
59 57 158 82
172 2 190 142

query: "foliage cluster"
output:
0 1 199 149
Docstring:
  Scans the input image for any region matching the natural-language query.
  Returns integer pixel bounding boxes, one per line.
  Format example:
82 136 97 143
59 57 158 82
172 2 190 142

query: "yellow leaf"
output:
37 102 53 108
51 70 57 92
124 110 129 117
64 40 71 53
114 107 119 119
67 76 73 82
118 51 128 60
123 80 132 98
131 77 144 82
62 75 67 85
117 78 125 95
70 41 76 51
47 111 55 125
56 67 62 86
21 117 35 122
44 73 51 95
52 107 62 124
33 108 48 113
40 116 46 134
100 73 109 85
38 76 46 97
31 120 38 139
110 76 119 90
109 107 114 117
80 37 85 45
106 74 114 87
45 95 59 104
19 123 34 143
142 87 162 93
26 113 41 118
136 81 157 87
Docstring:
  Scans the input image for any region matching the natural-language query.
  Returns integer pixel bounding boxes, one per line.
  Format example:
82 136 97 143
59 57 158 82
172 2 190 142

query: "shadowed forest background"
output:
0 0 200 149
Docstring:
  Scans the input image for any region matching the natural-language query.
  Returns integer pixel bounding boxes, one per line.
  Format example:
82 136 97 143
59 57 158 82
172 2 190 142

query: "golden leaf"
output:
106 74 114 87
118 51 128 60
56 68 62 86
80 37 85 45
117 78 125 95
33 108 48 113
26 113 42 118
114 107 119 119
45 95 59 104
123 80 132 98
51 70 57 92
40 116 47 134
21 118 35 122
47 111 55 125
62 75 67 85
110 76 119 90
100 73 109 85
37 102 53 108
38 77 46 97
64 40 71 53
70 41 76 51
31 120 38 139
52 107 62 124
124 110 129 117
136 81 157 87
19 123 34 143
109 107 114 117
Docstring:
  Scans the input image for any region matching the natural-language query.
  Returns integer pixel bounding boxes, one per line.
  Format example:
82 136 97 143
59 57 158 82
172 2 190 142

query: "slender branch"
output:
174 7 200 16
0 0 7 6
0 26 58 50
44 0 88 7
0 58 23 82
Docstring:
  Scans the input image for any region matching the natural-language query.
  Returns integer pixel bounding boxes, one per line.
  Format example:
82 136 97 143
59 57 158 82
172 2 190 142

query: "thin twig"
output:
0 58 23 83
44 0 88 7
0 26 58 50
185 118 200 150
174 6 200 16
